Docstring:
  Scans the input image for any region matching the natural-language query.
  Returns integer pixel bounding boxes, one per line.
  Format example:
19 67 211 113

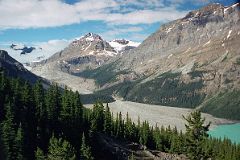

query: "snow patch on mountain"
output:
109 39 140 53
203 40 211 46
166 27 173 33
227 30 232 39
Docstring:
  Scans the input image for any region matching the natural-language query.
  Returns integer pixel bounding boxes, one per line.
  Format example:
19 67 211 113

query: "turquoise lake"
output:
208 123 240 144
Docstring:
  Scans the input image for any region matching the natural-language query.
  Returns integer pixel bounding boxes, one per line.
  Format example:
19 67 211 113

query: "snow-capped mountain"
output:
32 33 140 75
109 39 140 53
1 33 139 71
68 33 117 57
68 33 140 56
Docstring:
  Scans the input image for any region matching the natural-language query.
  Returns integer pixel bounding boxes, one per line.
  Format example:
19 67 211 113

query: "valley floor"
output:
85 100 233 131
31 65 234 131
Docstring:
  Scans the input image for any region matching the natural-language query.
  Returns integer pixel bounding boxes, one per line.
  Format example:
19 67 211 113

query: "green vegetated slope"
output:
201 90 240 120
95 71 206 108
74 61 130 87
125 72 205 108
80 93 115 104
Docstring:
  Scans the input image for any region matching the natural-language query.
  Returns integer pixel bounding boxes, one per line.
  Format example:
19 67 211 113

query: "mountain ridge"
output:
32 2 240 120
0 50 47 85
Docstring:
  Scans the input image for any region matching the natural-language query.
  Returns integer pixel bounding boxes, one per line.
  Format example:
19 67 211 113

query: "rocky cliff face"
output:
118 3 239 73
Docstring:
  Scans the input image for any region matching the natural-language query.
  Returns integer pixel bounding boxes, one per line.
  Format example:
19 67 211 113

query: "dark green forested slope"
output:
74 61 131 87
0 69 240 160
95 71 206 108
201 90 240 120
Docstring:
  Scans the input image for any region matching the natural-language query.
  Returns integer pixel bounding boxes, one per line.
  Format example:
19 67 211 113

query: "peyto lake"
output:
208 123 240 144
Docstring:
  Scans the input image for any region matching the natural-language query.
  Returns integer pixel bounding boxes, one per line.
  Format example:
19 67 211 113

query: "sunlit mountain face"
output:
0 1 239 160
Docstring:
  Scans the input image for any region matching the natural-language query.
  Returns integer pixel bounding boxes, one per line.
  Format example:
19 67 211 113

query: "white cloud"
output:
0 0 188 29
105 8 187 25
35 39 70 57
101 26 144 41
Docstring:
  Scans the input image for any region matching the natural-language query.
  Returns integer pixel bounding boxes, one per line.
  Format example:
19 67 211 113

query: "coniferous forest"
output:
0 71 240 160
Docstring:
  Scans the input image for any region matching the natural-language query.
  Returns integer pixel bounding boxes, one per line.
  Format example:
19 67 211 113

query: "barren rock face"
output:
118 3 239 71
106 3 240 96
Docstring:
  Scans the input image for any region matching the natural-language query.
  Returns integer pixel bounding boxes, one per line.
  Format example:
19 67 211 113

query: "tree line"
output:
0 71 239 160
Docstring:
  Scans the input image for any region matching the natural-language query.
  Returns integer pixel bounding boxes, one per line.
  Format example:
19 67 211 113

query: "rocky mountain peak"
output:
183 3 222 19
198 3 224 13
71 32 103 45
82 32 103 42
68 32 115 56
181 3 239 25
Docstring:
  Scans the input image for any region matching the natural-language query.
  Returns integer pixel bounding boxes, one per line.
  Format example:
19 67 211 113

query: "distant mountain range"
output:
6 34 139 70
32 3 240 120
31 32 139 73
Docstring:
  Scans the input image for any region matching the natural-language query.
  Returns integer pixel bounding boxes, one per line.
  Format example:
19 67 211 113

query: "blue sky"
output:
0 0 237 45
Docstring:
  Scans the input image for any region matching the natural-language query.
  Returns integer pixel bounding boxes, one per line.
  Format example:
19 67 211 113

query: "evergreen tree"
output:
128 152 135 160
0 132 6 160
72 91 83 128
15 124 24 160
33 81 48 150
80 133 93 160
1 102 17 160
139 121 149 148
45 84 61 135
33 81 45 120
103 104 112 134
183 110 211 160
124 112 134 140
47 135 76 160
116 112 124 138
21 82 37 160
153 125 163 151
35 147 46 160
90 102 104 135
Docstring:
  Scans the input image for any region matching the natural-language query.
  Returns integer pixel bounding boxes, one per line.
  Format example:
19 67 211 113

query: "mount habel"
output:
69 33 117 57
33 33 139 74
